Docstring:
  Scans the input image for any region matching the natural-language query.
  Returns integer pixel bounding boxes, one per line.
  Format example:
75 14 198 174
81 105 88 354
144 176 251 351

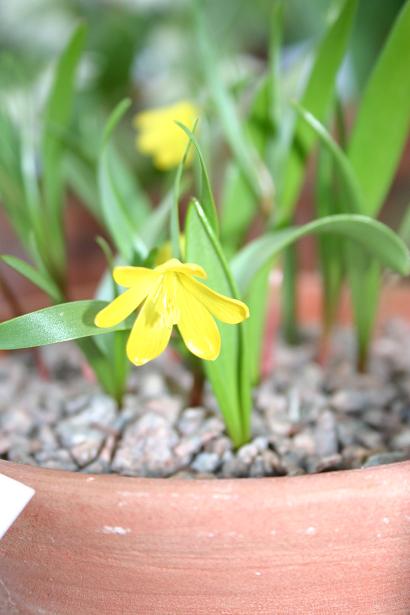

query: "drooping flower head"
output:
134 101 198 170
95 258 249 366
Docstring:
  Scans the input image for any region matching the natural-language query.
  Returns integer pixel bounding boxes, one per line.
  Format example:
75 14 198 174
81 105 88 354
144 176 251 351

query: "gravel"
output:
1 322 410 478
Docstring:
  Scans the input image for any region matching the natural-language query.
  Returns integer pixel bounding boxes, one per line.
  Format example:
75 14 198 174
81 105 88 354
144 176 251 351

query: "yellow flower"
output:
95 258 249 366
155 234 186 266
134 100 198 170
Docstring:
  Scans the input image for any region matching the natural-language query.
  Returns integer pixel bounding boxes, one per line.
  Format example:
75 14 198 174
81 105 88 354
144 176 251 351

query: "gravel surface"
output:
1 319 410 478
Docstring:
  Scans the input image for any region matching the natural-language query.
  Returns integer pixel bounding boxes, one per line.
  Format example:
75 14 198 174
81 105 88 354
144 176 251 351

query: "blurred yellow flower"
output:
95 258 249 366
154 234 186 266
134 101 198 170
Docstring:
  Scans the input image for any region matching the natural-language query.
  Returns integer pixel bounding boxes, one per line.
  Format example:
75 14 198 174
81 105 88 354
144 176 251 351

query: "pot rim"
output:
1 457 410 488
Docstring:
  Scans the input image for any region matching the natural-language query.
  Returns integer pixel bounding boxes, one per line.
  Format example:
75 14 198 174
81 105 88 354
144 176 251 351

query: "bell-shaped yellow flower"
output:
134 100 198 170
95 258 249 366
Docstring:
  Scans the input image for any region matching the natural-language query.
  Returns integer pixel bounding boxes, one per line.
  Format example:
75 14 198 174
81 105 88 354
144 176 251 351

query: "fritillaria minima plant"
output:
1 2 410 447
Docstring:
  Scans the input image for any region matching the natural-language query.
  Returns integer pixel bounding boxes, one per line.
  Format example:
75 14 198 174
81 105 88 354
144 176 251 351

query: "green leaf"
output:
175 121 219 235
185 199 250 447
315 145 345 332
41 23 86 274
0 111 30 246
348 1 410 216
102 98 131 145
293 102 382 359
399 205 410 247
194 2 265 202
220 163 256 257
245 262 272 385
232 214 410 294
98 99 147 260
278 0 357 223
292 102 362 212
219 5 284 249
346 250 380 371
170 125 198 259
139 189 173 252
0 300 130 350
0 255 62 303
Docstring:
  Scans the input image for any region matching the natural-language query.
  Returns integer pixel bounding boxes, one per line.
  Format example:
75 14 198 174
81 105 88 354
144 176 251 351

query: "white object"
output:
0 473 35 539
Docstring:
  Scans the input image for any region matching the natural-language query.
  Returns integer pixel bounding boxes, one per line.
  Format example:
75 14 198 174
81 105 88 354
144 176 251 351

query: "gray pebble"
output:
177 407 206 435
391 428 410 450
34 449 78 471
192 452 221 474
315 410 338 457
363 451 407 467
112 412 180 477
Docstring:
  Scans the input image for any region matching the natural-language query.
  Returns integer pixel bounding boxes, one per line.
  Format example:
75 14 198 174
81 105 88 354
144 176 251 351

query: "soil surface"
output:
1 319 410 478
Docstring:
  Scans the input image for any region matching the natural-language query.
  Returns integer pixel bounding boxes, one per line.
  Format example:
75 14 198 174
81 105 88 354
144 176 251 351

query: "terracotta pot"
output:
1 276 410 615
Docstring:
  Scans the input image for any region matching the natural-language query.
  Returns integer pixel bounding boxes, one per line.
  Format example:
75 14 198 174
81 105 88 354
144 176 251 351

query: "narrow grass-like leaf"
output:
245 262 272 385
76 336 120 401
175 121 219 235
170 126 197 258
98 99 147 260
348 1 410 216
293 102 362 212
140 190 174 252
220 163 256 257
278 0 357 223
42 24 86 275
102 99 132 145
232 215 410 294
315 146 345 332
185 199 250 447
399 206 410 247
0 300 129 350
0 255 62 303
194 1 263 201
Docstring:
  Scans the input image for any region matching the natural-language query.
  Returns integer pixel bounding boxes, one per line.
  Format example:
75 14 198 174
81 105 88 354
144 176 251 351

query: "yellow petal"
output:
126 290 173 366
95 286 149 328
180 275 249 324
155 258 207 279
134 101 198 170
176 280 221 361
113 266 158 289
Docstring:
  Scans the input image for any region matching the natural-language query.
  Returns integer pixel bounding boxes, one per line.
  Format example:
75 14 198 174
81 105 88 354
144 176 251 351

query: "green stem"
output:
281 245 300 345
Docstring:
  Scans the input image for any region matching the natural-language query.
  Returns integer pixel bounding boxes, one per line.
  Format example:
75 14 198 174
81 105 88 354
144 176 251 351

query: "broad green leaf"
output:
185 199 250 446
278 0 357 223
176 121 219 235
0 255 62 303
232 214 410 294
348 1 410 216
0 300 129 350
